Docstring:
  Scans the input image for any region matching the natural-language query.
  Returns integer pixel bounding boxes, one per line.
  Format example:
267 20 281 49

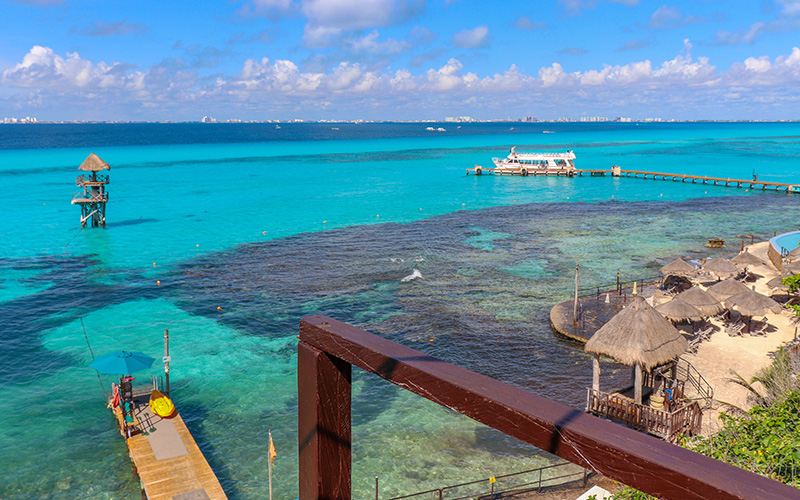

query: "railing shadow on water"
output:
297 315 800 500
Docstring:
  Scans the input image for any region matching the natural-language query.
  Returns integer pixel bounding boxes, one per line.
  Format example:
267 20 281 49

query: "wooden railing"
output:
298 315 800 500
585 388 702 442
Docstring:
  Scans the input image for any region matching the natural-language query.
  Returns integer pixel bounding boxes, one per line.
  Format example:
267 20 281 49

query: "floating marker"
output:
157 281 161 285
429 339 434 342
196 244 199 247
323 221 327 224
217 306 222 311
263 231 267 234
153 262 156 267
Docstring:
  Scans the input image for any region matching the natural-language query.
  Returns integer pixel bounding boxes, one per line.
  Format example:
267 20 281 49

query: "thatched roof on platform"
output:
702 256 740 279
707 278 750 301
659 258 697 277
79 153 110 172
585 295 687 370
731 251 765 267
656 298 704 322
725 290 783 317
675 287 724 316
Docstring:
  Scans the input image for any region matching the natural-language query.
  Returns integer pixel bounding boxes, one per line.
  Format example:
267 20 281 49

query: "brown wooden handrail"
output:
298 315 800 500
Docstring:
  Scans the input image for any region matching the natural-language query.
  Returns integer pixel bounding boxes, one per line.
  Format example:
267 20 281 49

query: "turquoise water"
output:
2 122 800 499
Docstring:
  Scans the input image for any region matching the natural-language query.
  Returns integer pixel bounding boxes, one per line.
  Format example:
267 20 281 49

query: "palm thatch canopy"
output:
674 287 724 316
787 247 800 262
785 261 800 275
585 296 687 370
730 251 765 267
725 290 783 317
79 153 110 172
707 278 750 301
659 258 697 277
766 275 789 293
656 298 704 322
702 256 740 279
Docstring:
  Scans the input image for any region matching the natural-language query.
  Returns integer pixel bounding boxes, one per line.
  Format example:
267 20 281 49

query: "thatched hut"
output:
585 296 687 405
659 258 697 277
707 278 750 301
725 290 783 317
79 153 111 172
731 251 765 267
702 256 740 280
656 298 704 323
674 287 724 316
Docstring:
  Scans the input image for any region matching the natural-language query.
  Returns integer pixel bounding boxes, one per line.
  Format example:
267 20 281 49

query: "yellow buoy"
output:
157 281 161 285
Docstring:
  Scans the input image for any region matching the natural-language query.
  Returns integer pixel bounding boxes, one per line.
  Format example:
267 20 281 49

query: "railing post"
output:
298 341 352 500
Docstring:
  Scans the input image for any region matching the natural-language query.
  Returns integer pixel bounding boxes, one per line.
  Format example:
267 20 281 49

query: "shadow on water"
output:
0 254 163 386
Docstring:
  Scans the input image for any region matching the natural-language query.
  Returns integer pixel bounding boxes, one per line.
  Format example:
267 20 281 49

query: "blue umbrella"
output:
90 350 155 375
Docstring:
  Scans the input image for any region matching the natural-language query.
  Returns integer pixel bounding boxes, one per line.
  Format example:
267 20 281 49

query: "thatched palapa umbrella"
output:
731 251 765 267
675 287 724 316
79 152 111 172
766 275 789 294
585 296 687 405
656 298 704 322
702 256 740 280
725 290 783 317
707 278 750 301
659 258 697 277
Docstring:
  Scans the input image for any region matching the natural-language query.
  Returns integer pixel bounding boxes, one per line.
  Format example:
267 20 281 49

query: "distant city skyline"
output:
1 0 799 122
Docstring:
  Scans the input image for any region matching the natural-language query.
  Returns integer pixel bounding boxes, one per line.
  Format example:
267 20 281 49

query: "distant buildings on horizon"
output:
4 115 798 124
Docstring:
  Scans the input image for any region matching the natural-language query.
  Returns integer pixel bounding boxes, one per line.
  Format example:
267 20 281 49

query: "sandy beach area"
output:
678 241 798 434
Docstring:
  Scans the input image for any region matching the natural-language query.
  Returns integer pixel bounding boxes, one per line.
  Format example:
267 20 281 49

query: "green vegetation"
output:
611 348 800 499
781 274 800 294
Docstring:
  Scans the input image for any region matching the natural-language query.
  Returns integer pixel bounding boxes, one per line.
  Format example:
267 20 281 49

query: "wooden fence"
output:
298 315 800 500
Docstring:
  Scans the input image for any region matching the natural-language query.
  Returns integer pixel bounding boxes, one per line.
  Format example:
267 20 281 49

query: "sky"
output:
1 0 800 121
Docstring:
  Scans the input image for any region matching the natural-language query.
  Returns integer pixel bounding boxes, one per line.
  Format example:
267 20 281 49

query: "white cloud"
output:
301 0 424 46
452 26 490 48
4 44 800 119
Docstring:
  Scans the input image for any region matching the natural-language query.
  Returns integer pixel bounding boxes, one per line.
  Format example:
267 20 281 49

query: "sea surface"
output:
1 121 800 499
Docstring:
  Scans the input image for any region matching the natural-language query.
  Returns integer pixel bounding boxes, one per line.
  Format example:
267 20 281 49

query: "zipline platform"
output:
112 390 228 500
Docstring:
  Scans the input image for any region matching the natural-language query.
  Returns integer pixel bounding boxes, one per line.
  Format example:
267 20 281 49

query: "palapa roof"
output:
766 275 789 293
725 290 783 317
656 298 704 322
730 251 765 267
675 287 724 315
585 295 687 370
785 261 800 274
659 258 697 277
707 278 751 301
786 247 800 262
702 256 740 279
79 153 110 172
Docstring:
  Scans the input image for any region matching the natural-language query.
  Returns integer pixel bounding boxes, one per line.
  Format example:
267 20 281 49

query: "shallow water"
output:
2 122 800 499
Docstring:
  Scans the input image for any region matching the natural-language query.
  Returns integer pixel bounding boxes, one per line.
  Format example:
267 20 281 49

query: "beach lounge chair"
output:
725 321 746 337
749 317 770 336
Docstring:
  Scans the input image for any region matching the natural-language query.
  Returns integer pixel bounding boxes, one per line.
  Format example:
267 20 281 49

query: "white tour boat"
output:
491 147 576 176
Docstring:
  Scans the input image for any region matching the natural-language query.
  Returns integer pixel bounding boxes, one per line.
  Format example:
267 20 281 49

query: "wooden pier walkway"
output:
113 390 228 500
466 164 800 193
575 169 800 193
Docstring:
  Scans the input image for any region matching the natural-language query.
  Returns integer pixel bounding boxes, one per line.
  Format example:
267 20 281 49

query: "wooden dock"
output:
113 390 228 500
575 169 800 193
467 164 800 193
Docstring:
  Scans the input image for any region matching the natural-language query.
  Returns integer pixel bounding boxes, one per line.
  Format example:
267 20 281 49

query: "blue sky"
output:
1 0 799 121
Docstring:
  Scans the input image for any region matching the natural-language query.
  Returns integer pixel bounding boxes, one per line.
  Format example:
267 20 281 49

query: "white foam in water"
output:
401 268 423 282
